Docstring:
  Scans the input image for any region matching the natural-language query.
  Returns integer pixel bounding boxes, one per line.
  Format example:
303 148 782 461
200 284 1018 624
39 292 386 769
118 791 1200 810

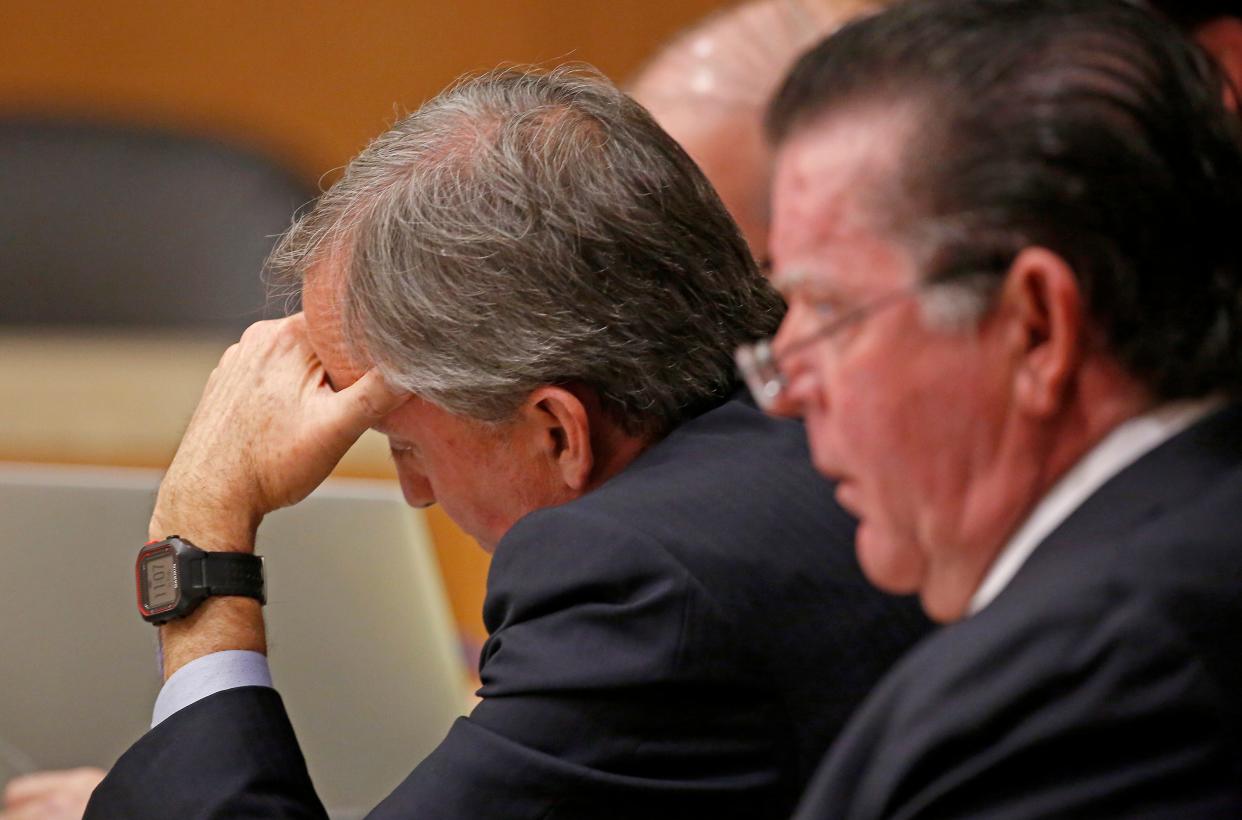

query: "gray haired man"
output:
84 68 929 819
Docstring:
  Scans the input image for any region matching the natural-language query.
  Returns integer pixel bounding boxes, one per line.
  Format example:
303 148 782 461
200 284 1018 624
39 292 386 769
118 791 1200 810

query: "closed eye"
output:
388 441 419 461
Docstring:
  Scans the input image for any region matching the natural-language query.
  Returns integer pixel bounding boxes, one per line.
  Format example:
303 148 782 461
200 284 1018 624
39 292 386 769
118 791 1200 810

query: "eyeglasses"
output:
735 283 926 411
736 257 1004 411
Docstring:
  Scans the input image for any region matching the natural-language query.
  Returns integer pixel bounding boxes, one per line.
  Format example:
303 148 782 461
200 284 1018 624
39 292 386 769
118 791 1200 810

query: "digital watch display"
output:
135 536 265 624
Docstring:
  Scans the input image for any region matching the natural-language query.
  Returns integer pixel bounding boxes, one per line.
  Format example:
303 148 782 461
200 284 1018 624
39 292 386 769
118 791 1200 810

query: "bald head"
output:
630 0 888 259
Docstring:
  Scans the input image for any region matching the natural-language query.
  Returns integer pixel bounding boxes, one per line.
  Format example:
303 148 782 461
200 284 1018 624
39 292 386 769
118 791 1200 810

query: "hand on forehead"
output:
301 265 371 391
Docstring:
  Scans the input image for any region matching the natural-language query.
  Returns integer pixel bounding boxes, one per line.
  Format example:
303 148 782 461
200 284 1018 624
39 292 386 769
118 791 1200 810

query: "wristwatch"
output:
135 535 265 624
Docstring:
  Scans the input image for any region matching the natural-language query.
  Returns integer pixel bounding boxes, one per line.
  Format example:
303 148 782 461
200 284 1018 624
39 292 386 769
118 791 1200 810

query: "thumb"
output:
332 368 409 432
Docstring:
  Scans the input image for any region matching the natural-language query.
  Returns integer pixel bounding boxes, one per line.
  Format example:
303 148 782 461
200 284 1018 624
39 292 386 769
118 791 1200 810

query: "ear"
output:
1000 247 1085 418
520 385 595 493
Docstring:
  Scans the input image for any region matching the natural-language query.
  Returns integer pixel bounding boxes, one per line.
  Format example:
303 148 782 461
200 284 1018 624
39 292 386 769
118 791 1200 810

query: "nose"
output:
399 473 435 509
393 461 436 509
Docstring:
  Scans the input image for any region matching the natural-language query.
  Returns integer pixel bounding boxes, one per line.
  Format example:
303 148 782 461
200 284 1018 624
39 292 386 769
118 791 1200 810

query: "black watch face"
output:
140 544 180 615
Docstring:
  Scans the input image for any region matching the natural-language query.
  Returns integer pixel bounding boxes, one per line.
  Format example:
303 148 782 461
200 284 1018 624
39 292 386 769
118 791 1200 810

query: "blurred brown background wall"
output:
0 0 728 646
0 1 725 182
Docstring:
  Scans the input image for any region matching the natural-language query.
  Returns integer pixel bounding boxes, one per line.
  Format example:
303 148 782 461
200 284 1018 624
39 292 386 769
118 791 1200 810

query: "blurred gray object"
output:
0 463 468 818
0 120 315 329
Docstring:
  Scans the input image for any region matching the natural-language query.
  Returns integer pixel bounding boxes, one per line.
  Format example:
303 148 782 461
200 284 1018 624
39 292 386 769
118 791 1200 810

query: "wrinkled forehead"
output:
769 107 920 292
302 262 370 390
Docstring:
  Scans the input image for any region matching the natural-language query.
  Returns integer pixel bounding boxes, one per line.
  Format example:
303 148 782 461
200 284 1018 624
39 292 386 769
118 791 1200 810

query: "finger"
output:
334 368 410 429
4 771 60 805
1 792 93 820
0 803 39 819
3 767 104 805
1 799 81 820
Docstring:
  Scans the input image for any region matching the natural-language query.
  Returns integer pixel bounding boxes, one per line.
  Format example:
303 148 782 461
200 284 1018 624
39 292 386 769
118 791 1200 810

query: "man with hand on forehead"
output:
736 0 1242 815
83 67 929 819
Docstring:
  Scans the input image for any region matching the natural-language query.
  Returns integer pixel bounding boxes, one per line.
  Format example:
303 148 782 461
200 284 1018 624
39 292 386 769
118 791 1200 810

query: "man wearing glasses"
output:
735 0 1242 815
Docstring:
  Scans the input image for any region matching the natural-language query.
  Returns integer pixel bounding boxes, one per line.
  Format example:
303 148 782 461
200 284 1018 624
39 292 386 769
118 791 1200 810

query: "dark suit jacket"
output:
794 404 1242 819
87 396 931 819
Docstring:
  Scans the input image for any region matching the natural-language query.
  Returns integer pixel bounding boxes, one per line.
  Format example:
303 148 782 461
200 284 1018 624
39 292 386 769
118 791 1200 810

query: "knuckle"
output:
240 318 283 344
273 318 300 343
238 322 264 344
354 393 380 419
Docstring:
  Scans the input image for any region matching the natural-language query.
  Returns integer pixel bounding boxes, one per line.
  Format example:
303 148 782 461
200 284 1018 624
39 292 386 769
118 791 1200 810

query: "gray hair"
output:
269 65 783 437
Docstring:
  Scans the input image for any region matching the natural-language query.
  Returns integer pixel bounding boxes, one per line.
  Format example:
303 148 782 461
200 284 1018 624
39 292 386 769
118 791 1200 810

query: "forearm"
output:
158 598 265 680
140 314 405 681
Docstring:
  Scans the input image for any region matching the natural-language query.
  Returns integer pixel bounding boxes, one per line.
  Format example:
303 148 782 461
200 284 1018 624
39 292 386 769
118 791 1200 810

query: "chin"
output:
808 442 841 481
454 516 501 554
853 520 926 597
918 584 971 624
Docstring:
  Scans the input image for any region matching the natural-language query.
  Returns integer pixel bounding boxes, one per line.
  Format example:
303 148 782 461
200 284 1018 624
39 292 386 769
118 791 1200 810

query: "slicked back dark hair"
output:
768 0 1242 400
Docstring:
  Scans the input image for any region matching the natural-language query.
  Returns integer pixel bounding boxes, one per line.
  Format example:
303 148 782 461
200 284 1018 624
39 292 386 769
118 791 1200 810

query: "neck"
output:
586 418 652 491
931 354 1152 622
1030 356 1154 501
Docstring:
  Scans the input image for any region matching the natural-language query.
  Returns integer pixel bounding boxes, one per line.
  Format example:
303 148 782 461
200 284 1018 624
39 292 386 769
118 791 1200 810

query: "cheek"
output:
823 367 901 474
827 354 937 594
424 444 526 547
888 350 996 502
800 390 836 473
845 404 932 596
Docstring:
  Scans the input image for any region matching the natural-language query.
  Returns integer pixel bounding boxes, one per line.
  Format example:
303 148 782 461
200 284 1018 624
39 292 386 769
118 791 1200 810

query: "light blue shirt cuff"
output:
151 649 273 728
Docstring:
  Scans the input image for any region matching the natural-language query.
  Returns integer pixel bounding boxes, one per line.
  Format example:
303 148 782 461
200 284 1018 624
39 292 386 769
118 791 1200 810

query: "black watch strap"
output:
197 553 266 604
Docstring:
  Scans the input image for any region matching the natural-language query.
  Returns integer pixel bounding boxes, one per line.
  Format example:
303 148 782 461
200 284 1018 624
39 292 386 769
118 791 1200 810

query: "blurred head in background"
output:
629 0 890 261
1145 0 1242 103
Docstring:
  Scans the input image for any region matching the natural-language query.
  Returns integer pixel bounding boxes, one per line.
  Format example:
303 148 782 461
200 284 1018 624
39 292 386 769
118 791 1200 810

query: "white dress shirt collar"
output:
967 395 1226 617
